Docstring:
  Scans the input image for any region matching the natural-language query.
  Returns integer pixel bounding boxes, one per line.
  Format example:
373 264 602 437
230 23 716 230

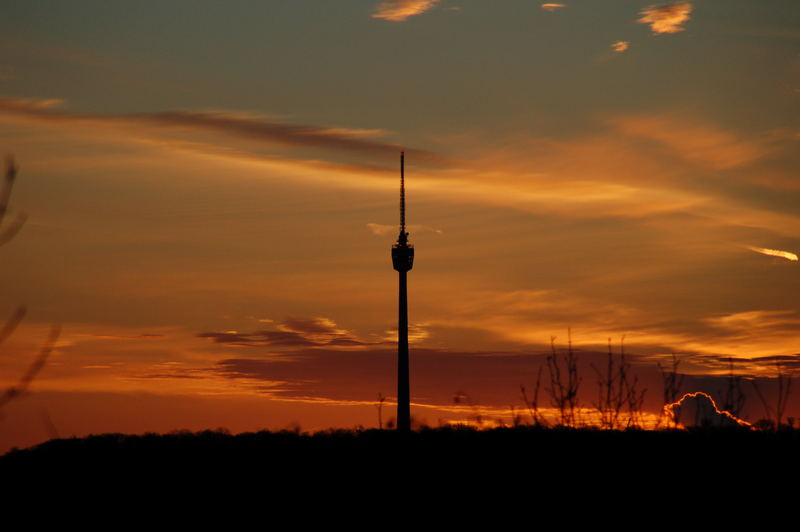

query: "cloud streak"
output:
746 246 798 262
541 3 565 12
638 2 693 35
197 317 379 349
0 97 438 163
372 0 439 21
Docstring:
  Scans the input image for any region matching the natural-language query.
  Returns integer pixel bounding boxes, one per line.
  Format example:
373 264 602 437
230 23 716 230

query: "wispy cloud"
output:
372 0 439 22
198 317 378 349
0 97 64 110
211 348 551 406
317 127 388 139
746 246 799 262
611 41 630 53
608 114 770 170
73 333 166 340
706 310 800 333
366 223 398 236
540 3 565 12
638 2 693 34
366 222 442 236
0 97 438 163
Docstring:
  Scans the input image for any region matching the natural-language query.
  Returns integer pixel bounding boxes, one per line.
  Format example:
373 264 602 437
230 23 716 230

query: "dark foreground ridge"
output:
4 425 799 482
5 426 800 512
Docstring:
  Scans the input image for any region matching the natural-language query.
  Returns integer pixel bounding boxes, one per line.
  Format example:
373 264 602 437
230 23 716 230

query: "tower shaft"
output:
397 269 410 431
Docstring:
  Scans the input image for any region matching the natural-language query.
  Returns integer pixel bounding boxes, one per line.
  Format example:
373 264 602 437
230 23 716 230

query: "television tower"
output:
391 151 414 431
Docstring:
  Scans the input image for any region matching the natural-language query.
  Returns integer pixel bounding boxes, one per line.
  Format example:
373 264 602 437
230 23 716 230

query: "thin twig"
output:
0 325 61 409
0 155 27 246
0 305 26 345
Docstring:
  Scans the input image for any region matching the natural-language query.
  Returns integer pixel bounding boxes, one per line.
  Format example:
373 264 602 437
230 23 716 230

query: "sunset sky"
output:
1 0 799 450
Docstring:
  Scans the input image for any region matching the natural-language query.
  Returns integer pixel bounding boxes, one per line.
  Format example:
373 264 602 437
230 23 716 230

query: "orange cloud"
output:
372 0 439 21
611 41 629 53
638 2 693 34
706 310 800 334
198 322 372 350
541 3 565 11
746 246 799 262
608 114 770 170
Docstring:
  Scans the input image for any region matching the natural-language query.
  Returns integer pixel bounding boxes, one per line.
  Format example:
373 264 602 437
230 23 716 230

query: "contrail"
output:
747 246 798 262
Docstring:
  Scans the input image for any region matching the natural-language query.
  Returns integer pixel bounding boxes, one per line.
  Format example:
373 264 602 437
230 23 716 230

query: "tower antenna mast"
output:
400 152 405 234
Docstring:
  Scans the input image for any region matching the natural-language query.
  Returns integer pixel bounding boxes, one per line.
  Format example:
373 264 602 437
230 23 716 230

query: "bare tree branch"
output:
0 325 61 410
0 305 26 345
0 155 27 245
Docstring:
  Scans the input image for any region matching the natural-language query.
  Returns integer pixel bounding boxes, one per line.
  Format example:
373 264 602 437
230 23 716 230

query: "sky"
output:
1 0 799 450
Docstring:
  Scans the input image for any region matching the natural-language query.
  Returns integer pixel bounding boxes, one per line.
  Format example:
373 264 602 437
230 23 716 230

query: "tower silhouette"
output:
391 151 414 431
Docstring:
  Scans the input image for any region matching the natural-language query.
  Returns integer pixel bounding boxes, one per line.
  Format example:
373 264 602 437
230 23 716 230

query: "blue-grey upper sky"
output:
3 1 797 136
